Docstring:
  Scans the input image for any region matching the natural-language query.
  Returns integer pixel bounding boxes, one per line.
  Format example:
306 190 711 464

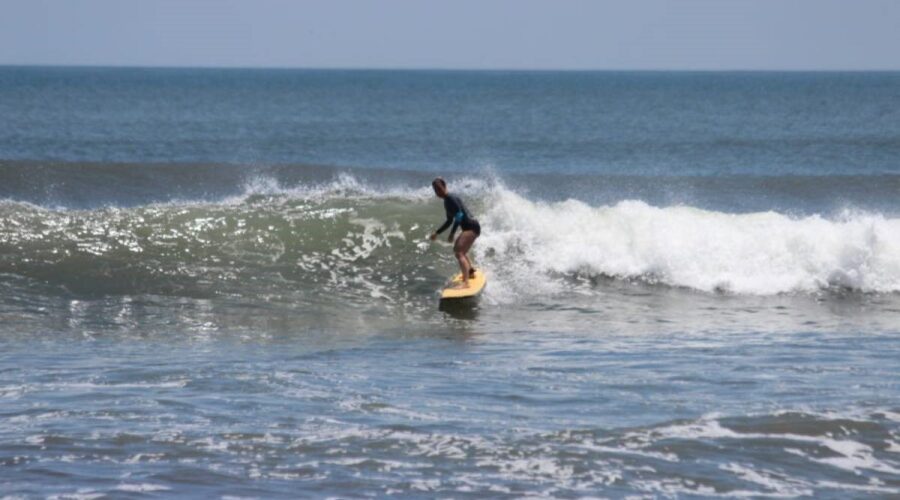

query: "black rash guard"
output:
435 193 480 239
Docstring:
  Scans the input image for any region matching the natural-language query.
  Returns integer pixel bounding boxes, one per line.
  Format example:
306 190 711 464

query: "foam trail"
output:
479 190 900 295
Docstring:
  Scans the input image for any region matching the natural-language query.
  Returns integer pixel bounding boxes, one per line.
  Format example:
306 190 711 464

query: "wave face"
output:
0 175 441 305
1 174 899 306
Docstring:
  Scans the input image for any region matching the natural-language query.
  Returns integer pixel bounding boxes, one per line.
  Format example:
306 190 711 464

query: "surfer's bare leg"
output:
453 230 476 288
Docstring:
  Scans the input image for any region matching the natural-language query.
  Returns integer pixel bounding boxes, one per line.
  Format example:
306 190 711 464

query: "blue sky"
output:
2 0 899 70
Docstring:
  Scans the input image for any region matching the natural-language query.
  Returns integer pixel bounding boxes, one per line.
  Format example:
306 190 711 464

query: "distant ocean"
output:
1 66 898 497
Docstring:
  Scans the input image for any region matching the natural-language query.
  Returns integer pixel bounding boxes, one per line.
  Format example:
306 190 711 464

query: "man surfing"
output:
430 177 481 289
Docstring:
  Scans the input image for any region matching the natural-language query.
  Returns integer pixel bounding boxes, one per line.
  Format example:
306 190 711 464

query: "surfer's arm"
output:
434 217 453 235
445 196 463 241
434 196 459 237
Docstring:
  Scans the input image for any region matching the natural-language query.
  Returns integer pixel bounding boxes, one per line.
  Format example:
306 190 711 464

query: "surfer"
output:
430 177 481 289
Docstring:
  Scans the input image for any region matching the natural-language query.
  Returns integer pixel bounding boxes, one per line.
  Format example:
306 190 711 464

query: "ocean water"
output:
1 67 899 498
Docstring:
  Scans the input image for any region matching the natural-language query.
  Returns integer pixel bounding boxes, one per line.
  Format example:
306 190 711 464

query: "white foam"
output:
652 416 900 476
478 190 900 295
114 483 171 492
719 462 813 497
46 491 104 500
814 480 900 494
879 410 900 423
41 380 188 391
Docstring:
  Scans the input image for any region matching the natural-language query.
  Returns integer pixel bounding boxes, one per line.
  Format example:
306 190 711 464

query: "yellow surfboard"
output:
440 270 487 300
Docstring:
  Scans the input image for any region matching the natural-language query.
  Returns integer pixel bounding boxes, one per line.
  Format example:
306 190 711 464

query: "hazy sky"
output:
2 0 899 70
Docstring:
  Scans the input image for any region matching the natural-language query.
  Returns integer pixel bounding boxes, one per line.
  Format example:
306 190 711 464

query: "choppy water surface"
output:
1 68 899 497
2 328 899 498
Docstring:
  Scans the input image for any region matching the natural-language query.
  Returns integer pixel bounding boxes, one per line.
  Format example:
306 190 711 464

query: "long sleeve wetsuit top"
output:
435 194 476 239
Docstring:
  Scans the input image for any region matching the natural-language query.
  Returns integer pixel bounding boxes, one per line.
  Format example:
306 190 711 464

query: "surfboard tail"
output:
440 271 487 300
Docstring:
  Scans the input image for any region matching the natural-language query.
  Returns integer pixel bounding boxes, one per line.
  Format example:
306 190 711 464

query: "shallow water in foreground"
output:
1 322 899 498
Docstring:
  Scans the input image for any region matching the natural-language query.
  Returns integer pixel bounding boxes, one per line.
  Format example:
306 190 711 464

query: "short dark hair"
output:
431 177 446 188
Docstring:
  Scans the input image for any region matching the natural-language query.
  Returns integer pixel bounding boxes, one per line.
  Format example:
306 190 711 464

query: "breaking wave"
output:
1 174 898 303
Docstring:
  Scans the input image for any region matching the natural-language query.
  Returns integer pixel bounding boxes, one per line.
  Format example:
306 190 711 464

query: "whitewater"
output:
482 189 900 295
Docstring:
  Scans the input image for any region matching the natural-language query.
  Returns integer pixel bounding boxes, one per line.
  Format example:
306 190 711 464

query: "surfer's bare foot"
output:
469 268 476 278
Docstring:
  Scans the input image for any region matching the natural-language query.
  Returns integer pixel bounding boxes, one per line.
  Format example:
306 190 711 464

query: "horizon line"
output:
2 63 900 73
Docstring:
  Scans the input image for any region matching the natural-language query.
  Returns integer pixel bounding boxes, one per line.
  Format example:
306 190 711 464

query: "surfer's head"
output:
431 177 448 198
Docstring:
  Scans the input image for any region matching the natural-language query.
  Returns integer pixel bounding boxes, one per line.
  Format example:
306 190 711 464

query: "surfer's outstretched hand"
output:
429 232 437 241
